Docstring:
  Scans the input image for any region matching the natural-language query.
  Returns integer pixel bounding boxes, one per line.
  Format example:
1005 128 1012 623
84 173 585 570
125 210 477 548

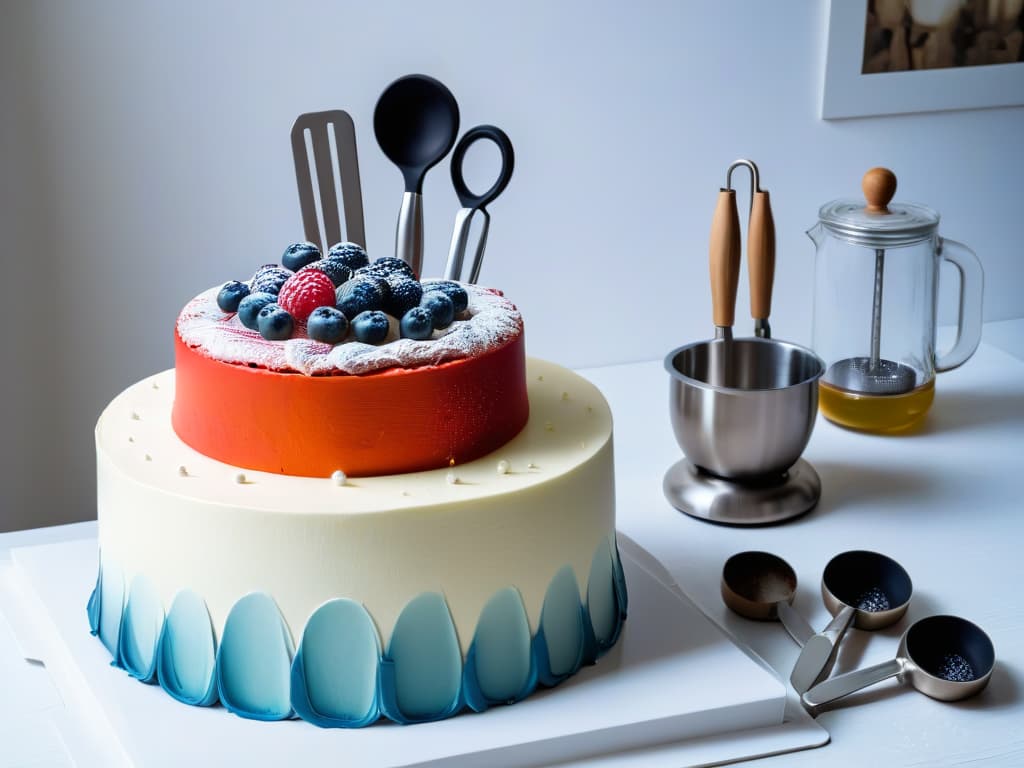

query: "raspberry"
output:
277 270 336 322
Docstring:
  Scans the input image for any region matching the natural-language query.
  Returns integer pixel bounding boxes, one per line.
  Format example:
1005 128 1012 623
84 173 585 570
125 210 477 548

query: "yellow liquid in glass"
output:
819 378 935 434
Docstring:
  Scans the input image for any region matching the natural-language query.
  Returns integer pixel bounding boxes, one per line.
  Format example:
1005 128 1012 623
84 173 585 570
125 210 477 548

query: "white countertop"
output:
2 318 1023 767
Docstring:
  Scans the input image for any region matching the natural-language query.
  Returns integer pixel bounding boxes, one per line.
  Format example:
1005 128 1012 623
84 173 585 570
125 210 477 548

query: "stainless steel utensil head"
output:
827 357 917 395
291 110 366 252
802 615 995 711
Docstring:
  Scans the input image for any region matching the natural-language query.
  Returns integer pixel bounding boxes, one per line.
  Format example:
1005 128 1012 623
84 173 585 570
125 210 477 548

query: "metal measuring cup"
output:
802 615 995 711
790 550 912 693
721 551 815 646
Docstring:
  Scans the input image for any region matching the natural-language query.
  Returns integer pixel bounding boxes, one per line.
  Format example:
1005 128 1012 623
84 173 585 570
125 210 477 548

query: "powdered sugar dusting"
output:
177 283 522 376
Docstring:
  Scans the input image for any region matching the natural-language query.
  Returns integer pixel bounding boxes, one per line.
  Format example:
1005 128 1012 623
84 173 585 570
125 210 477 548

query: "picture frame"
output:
822 0 1024 119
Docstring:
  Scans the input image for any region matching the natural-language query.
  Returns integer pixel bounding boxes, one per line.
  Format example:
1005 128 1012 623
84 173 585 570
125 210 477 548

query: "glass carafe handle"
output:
936 238 984 372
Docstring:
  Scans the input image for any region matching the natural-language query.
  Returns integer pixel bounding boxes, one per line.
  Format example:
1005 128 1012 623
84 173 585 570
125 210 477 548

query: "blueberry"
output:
302 259 352 287
256 304 294 341
360 256 416 280
327 241 370 271
281 242 321 272
421 280 469 314
250 265 293 295
237 291 278 330
420 290 455 329
383 275 423 318
217 280 250 313
351 310 390 344
336 277 386 319
400 307 434 340
306 306 349 345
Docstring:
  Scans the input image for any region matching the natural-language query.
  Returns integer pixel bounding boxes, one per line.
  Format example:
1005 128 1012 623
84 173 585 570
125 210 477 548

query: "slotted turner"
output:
291 110 366 251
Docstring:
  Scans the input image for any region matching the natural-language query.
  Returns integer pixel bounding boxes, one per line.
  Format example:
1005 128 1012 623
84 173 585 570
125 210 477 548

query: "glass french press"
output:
808 168 983 433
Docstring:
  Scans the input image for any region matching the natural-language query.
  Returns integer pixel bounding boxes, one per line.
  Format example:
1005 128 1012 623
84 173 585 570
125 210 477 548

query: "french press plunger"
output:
808 168 983 433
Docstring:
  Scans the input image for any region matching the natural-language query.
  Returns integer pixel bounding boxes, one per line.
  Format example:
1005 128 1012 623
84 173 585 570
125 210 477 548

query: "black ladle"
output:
374 74 460 277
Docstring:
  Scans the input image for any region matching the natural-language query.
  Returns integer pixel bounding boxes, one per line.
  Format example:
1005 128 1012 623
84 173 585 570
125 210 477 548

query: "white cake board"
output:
7 535 827 768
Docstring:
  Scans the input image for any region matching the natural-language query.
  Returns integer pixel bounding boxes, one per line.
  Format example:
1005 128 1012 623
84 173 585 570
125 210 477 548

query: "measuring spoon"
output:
374 74 460 276
721 551 815 646
790 550 912 693
803 615 994 711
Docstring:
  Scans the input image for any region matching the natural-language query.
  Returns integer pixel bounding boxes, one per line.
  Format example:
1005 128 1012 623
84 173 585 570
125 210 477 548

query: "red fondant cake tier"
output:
172 330 528 477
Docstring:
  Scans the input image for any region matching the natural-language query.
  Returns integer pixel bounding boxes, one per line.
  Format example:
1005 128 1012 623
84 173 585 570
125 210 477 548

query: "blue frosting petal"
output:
534 565 585 687
86 555 102 636
379 592 463 724
584 536 628 661
98 560 124 658
117 575 163 682
156 590 219 707
463 587 536 712
216 592 294 721
291 599 380 728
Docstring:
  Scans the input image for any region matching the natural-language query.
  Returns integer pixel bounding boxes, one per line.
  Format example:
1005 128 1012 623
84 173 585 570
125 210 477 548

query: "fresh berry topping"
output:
256 304 294 341
351 310 390 344
301 259 352 288
400 306 434 340
237 292 278 330
277 270 336 322
327 241 370 271
281 242 321 272
336 277 386 319
306 306 349 344
383 275 423 318
217 280 250 313
420 290 455 329
250 265 293 295
360 256 416 280
421 280 469 314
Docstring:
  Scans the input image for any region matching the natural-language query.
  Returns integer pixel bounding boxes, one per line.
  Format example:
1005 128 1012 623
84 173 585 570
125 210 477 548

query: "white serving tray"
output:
7 533 827 767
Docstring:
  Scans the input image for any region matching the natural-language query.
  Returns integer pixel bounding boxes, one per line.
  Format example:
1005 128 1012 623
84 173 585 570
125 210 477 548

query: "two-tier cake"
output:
89 242 627 727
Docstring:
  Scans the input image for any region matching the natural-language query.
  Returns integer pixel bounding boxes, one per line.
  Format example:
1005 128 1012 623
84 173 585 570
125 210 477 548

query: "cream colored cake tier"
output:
91 358 625 726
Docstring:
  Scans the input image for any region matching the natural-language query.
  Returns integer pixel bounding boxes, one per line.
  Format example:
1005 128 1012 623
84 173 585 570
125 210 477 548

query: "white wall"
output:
2 0 1022 531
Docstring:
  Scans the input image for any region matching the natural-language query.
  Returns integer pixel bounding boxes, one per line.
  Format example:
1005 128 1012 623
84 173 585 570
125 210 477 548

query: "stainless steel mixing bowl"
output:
666 337 825 480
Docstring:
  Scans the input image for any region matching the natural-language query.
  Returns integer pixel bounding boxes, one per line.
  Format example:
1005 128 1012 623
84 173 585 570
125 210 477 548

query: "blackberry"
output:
281 242 321 272
217 280 250 313
383 275 423 318
419 290 455 330
420 280 469 314
237 292 278 330
250 265 293 296
336 277 385 320
326 241 370 271
302 259 352 288
351 310 390 344
360 256 415 280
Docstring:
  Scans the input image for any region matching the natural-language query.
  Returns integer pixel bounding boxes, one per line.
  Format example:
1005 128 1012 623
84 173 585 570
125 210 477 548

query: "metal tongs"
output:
709 158 776 341
442 125 514 284
291 110 366 251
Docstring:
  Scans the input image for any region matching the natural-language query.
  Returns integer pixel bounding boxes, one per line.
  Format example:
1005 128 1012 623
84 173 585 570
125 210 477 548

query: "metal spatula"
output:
291 110 366 251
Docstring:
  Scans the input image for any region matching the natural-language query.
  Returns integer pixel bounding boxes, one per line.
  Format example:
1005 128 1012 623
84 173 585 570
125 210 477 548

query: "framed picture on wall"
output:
822 0 1024 119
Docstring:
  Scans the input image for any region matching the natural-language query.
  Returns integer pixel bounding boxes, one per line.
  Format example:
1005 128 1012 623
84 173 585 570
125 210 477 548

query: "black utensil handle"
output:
450 125 514 210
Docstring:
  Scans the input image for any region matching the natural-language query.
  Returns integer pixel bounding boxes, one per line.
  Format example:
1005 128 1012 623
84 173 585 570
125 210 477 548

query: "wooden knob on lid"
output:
862 167 897 213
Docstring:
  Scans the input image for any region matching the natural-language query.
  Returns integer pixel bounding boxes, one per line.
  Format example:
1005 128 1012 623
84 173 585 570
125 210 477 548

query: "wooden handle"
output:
709 189 741 329
862 167 897 213
748 190 775 322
